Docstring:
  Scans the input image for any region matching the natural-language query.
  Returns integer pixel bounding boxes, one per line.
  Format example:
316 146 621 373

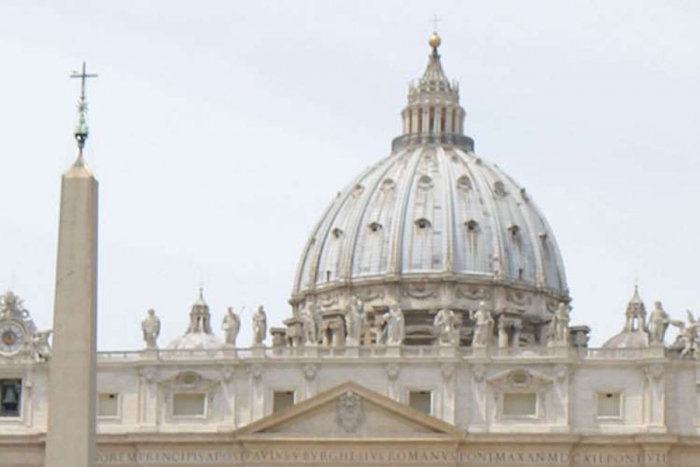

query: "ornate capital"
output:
386 363 400 381
441 363 455 381
303 364 318 382
248 364 263 381
472 364 486 382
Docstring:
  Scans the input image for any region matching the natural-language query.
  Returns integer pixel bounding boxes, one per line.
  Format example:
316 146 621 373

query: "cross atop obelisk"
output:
70 62 98 162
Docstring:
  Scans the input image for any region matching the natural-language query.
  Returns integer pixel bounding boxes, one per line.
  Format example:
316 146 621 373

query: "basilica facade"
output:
1 33 700 467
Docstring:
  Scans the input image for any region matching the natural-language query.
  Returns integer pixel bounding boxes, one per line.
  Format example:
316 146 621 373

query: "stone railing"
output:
93 344 673 363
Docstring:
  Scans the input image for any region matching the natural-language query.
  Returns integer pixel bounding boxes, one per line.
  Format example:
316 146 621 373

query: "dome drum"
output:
290 277 569 346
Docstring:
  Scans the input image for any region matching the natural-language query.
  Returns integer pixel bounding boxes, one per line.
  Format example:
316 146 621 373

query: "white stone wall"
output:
1 349 699 437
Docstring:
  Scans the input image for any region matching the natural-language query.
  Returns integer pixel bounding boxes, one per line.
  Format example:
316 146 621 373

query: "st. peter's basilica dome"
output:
290 34 570 346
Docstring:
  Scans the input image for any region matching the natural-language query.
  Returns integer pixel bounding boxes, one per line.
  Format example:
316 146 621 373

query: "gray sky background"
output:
1 1 699 350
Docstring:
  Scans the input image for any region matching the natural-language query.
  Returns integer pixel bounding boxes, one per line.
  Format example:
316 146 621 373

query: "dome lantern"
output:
394 33 473 152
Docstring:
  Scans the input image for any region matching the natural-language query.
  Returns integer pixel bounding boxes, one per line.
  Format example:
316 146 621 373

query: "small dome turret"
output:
602 287 650 349
168 289 223 350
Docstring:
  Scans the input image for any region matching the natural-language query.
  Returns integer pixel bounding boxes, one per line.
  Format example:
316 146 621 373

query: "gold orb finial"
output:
429 32 441 49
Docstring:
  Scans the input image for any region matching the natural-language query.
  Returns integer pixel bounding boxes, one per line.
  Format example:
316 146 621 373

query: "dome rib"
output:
389 147 424 276
438 147 456 274
342 155 398 281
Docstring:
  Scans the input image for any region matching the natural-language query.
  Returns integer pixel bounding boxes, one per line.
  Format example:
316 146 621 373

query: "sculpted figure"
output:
31 329 52 362
554 302 570 344
648 301 670 345
301 303 317 346
382 304 405 346
671 310 700 358
222 307 241 346
345 296 365 345
141 309 161 349
252 305 267 345
498 317 509 348
471 301 494 347
434 308 458 346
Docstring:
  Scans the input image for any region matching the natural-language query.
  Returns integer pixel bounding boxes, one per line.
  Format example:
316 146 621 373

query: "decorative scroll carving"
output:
456 286 491 301
403 283 439 299
354 288 385 303
506 290 532 307
319 294 338 309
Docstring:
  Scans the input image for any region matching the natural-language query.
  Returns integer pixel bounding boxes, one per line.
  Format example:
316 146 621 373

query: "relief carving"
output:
456 286 491 301
506 290 532 307
336 391 364 433
354 288 385 303
403 283 439 299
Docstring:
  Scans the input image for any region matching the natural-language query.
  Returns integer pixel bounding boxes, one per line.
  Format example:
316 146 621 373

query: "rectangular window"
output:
408 390 432 415
97 393 119 418
173 393 206 417
503 392 537 417
273 391 295 413
597 392 621 418
0 379 21 417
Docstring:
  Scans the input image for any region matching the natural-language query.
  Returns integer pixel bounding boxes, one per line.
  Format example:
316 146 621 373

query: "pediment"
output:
234 381 462 440
486 368 554 391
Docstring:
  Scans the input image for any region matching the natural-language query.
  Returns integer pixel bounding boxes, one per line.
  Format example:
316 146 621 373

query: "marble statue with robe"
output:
345 296 365 346
547 302 570 346
648 301 670 345
382 304 405 346
222 307 241 346
141 309 161 349
301 303 317 346
252 305 267 345
471 301 494 347
434 308 458 346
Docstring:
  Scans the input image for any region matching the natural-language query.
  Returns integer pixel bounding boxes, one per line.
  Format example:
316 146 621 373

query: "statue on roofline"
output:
252 305 267 345
222 307 241 346
141 308 160 349
647 301 670 345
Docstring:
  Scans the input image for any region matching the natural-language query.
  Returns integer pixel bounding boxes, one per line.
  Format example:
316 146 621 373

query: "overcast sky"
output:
1 1 699 350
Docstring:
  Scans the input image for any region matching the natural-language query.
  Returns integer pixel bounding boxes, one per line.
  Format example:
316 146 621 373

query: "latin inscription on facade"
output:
96 448 668 466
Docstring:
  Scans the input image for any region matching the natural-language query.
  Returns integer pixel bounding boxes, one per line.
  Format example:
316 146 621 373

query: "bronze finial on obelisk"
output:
69 61 98 166
45 62 99 467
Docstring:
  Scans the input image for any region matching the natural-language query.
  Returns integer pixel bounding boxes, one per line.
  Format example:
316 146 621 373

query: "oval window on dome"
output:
457 175 472 191
415 218 432 230
368 222 383 233
493 181 507 197
331 228 344 239
351 184 365 198
381 178 396 192
508 224 520 237
465 219 479 232
417 174 433 189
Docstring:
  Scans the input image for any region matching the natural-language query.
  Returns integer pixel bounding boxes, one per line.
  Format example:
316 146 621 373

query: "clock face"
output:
0 322 24 354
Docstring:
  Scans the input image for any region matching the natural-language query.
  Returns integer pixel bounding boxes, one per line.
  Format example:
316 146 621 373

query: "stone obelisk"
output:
45 62 99 467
